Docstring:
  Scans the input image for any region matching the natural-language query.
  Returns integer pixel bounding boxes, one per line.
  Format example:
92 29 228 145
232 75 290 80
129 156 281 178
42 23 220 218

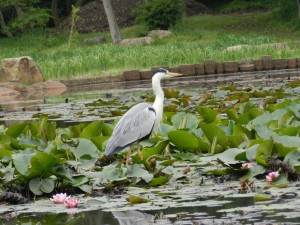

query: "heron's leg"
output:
126 145 134 165
137 143 143 160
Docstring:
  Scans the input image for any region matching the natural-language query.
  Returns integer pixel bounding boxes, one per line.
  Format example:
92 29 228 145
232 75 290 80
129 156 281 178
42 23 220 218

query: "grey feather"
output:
105 102 156 156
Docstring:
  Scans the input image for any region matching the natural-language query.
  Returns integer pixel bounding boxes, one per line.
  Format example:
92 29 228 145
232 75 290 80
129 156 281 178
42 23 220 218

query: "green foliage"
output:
10 7 51 34
219 0 274 13
273 0 299 23
135 0 185 30
0 118 105 196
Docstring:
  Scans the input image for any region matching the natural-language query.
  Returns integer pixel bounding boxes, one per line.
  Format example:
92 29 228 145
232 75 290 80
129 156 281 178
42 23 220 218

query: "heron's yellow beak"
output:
166 71 183 77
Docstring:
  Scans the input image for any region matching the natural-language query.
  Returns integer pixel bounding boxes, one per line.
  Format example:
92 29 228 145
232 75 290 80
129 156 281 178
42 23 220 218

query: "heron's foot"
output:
125 146 133 165
137 149 143 160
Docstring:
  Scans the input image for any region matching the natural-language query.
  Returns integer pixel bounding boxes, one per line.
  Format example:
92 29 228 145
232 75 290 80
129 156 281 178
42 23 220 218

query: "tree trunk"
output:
102 0 121 44
297 0 300 19
14 4 24 17
0 10 12 37
51 0 60 26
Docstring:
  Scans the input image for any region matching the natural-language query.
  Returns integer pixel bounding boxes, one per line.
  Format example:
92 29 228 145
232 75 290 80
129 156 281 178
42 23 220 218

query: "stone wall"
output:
60 56 300 87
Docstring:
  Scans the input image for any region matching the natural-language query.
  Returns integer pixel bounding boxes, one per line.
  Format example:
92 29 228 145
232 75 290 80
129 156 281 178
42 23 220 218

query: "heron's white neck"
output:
152 74 164 131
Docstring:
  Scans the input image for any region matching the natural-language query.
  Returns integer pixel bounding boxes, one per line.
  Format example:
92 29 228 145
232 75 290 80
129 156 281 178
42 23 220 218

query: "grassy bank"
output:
1 12 300 80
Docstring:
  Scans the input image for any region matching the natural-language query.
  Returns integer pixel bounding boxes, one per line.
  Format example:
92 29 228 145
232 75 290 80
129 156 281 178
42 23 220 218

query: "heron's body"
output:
105 103 156 156
105 69 182 158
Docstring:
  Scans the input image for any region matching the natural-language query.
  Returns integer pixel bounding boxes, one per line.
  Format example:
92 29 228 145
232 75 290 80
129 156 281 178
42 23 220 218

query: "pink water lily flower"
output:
266 171 280 182
50 193 68 204
241 162 253 169
65 198 79 208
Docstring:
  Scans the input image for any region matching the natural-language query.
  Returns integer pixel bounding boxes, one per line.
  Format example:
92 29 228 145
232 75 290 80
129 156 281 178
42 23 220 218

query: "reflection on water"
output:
1 196 300 224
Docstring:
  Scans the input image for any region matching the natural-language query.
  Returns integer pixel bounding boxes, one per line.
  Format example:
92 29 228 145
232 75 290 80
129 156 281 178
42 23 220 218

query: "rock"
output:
43 80 67 90
148 30 172 39
119 37 153 46
259 42 289 50
83 36 106 45
0 56 44 84
226 45 249 51
30 81 67 90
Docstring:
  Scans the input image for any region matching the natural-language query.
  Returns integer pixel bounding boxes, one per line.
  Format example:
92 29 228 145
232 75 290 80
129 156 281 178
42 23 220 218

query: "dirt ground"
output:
58 0 211 33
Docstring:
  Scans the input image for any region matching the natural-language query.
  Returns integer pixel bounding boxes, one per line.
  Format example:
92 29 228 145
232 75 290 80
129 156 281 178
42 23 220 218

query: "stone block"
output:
287 58 297 69
169 67 180 73
204 60 216 74
216 62 224 74
179 64 195 76
254 60 263 71
273 59 287 70
123 70 140 81
296 58 300 68
224 61 239 73
261 55 273 70
194 64 204 75
140 70 153 80
239 64 255 72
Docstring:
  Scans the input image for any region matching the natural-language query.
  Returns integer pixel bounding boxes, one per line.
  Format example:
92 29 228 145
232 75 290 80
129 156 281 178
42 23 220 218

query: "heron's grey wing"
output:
105 103 156 156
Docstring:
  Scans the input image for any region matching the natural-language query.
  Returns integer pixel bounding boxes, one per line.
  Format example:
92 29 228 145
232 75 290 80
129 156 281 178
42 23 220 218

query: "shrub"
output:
10 8 51 34
135 0 185 31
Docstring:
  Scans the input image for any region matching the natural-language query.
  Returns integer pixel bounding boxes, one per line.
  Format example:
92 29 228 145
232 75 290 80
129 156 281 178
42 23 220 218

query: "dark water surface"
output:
1 196 300 225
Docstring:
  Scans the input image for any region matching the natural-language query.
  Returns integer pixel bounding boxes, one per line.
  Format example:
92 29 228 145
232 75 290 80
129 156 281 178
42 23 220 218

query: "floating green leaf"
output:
171 112 199 129
126 195 150 204
168 130 200 150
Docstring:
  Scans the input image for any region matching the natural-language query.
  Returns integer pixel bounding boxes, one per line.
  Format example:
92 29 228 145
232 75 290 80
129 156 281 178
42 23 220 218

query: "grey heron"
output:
104 68 183 162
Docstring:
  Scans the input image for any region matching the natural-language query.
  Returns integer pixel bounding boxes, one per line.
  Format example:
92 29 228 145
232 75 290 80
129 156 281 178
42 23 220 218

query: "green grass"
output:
1 12 300 80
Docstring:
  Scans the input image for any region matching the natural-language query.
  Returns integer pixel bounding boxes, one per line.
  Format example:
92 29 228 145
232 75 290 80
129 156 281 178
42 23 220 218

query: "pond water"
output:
2 194 300 224
1 71 300 224
0 71 294 127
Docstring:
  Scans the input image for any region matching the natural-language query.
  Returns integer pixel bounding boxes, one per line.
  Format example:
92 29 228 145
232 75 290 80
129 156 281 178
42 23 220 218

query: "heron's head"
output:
153 68 183 80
